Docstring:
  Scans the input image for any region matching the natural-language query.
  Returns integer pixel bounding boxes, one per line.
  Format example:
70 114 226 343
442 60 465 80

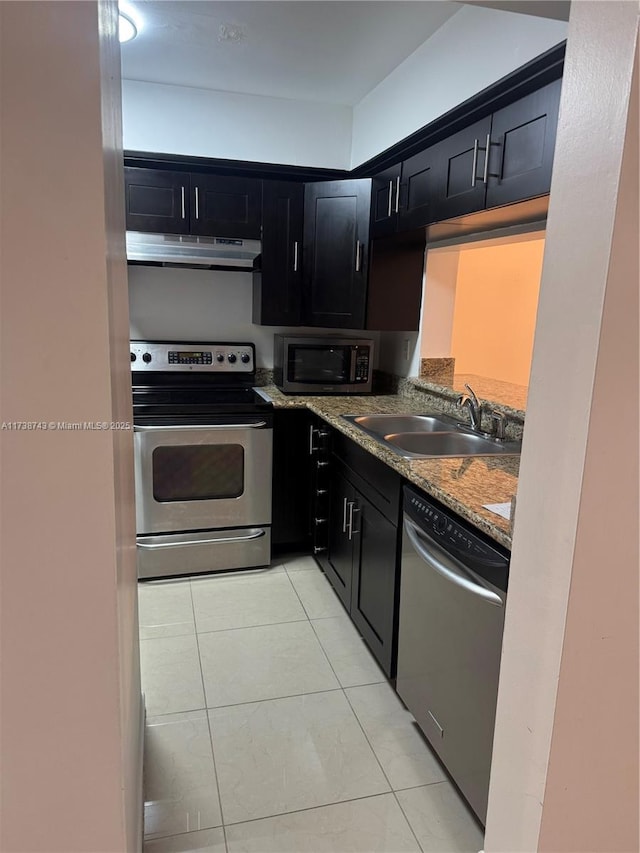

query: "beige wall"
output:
485 2 639 851
0 2 141 850
451 240 544 385
537 29 639 853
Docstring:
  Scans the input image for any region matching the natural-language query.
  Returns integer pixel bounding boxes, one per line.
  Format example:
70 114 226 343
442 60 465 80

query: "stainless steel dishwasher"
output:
396 485 509 826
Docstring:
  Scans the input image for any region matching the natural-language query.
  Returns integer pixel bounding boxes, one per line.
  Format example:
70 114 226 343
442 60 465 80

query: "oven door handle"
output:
134 422 268 432
137 530 267 549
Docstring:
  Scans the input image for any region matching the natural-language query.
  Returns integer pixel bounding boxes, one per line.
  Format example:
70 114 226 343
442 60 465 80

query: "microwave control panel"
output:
354 349 370 382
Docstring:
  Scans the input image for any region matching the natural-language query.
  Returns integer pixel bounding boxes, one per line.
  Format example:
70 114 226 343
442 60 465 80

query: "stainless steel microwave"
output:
273 335 374 394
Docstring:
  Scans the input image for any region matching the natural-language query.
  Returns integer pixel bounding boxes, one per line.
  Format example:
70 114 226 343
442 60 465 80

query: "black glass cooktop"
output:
132 386 273 423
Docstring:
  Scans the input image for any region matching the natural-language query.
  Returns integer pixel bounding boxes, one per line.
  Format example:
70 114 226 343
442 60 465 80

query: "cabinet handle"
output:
317 460 329 469
309 424 317 455
293 241 299 272
387 179 393 217
342 497 349 534
483 132 491 184
180 186 186 220
347 502 361 540
346 501 354 539
194 186 200 220
350 505 361 537
355 240 362 272
471 138 479 188
313 545 327 555
314 517 327 526
394 176 400 213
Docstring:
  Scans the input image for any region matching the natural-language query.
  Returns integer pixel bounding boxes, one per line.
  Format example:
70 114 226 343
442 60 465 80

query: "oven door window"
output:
287 345 350 384
152 444 244 502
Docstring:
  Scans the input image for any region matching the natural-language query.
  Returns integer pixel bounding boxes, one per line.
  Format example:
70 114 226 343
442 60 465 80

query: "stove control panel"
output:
130 341 255 373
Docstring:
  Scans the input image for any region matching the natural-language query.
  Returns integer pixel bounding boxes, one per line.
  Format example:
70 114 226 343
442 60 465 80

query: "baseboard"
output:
137 692 146 850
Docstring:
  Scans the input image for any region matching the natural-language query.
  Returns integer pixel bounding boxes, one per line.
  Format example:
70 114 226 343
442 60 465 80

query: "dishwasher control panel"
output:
404 486 509 589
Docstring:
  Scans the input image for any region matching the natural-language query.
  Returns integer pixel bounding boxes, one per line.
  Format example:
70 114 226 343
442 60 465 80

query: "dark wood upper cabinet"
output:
370 164 401 239
124 168 189 234
303 179 371 329
253 181 304 326
366 231 426 332
432 117 492 221
189 174 262 238
486 77 562 209
397 145 440 231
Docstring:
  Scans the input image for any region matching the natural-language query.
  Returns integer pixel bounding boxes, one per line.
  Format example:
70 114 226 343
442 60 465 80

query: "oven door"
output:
134 420 272 535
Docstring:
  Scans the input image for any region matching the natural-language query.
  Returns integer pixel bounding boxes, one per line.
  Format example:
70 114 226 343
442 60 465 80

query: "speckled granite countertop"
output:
262 385 518 550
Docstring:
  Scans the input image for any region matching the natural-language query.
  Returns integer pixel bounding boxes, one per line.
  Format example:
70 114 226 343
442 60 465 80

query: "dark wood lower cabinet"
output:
321 428 403 677
350 493 398 676
325 468 355 609
271 409 313 551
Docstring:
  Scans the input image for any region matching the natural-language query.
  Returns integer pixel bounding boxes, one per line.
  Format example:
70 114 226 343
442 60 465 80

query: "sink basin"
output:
384 431 521 458
343 412 521 458
346 414 456 436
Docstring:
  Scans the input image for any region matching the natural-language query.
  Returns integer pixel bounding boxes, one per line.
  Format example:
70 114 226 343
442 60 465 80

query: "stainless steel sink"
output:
345 414 457 435
384 431 521 458
342 412 521 458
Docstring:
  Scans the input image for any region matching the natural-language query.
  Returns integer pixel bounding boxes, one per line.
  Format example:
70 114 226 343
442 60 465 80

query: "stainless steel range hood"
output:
126 231 261 270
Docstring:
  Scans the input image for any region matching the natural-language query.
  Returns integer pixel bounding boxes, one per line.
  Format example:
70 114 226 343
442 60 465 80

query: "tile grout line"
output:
294 559 426 853
297 565 427 851
339 685 426 853
145 788 421 842
217 789 423 831
284 558 347 622
188 578 229 853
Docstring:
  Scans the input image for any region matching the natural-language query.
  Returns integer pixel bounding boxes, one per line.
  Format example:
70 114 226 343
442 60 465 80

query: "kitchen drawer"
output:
331 428 402 525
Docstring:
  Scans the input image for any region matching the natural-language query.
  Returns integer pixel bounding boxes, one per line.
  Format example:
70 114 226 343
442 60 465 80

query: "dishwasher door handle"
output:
404 517 503 607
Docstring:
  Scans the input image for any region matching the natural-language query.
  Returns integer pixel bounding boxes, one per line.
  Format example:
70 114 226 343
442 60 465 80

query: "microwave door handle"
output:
349 348 357 383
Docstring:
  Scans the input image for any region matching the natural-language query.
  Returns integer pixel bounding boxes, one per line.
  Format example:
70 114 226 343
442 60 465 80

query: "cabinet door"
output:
124 168 189 234
253 181 303 326
271 410 313 550
350 492 399 677
190 174 262 238
366 232 426 332
309 420 332 565
325 468 355 609
370 164 401 239
486 78 562 209
398 146 439 231
433 117 492 220
303 179 371 329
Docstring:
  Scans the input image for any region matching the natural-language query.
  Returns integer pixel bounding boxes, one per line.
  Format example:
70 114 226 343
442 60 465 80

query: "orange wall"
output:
450 239 544 386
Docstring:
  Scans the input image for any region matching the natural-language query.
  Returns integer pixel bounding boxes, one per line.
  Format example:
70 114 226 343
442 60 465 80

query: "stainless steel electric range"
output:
131 340 273 580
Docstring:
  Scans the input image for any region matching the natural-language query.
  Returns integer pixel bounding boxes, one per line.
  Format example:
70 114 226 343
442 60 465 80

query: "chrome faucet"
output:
456 384 483 432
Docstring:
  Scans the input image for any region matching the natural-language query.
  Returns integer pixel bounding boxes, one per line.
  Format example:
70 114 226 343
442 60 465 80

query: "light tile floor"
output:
139 555 484 853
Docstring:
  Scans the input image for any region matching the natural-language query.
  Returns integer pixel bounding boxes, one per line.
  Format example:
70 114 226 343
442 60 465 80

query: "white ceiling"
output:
120 1 462 106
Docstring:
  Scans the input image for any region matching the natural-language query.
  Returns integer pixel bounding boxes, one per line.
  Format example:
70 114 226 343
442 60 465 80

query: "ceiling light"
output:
118 2 141 43
119 12 137 43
